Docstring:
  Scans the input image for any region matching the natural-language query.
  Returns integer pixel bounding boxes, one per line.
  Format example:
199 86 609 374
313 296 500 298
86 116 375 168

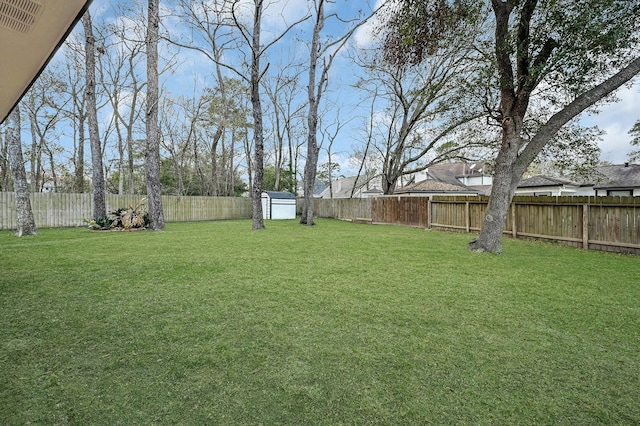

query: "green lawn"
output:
1 219 639 425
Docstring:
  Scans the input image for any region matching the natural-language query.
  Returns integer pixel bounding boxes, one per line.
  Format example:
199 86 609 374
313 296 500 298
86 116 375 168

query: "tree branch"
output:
517 56 640 171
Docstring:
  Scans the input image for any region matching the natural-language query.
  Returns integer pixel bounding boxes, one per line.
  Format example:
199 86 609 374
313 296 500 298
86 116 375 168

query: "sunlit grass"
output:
1 219 639 424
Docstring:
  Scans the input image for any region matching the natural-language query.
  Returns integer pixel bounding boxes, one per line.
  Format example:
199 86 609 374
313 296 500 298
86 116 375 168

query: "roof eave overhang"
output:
0 0 93 124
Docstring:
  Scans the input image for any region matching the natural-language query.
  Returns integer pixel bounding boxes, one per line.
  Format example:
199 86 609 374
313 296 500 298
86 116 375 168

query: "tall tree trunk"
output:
229 128 235 196
0 128 9 191
7 106 37 236
118 138 125 194
469 120 522 253
244 129 253 195
210 127 222 196
145 0 165 230
82 12 106 218
126 80 139 194
45 143 58 192
250 0 265 230
74 111 86 193
28 105 40 191
300 0 325 225
127 134 135 194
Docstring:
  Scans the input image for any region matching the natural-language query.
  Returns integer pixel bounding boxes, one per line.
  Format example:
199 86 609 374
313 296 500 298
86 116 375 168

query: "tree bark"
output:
69 82 86 193
468 121 521 253
74 106 86 193
82 12 106 219
210 127 222 196
7 105 37 237
300 0 325 225
0 127 9 191
250 0 266 230
145 0 165 230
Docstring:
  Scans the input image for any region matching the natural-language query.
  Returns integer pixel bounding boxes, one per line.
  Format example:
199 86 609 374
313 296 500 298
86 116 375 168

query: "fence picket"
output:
311 195 640 254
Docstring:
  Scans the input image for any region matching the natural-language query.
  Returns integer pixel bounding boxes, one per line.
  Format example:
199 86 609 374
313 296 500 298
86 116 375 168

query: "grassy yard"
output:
1 219 639 425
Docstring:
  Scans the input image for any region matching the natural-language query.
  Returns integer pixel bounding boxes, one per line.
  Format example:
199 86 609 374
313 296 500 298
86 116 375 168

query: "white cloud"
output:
353 0 393 49
583 82 640 164
263 0 311 31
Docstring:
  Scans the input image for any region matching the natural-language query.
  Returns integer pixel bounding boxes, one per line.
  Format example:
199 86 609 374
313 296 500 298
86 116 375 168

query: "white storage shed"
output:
261 191 296 219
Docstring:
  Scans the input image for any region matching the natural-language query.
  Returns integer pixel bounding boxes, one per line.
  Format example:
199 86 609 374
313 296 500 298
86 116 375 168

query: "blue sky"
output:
56 0 640 181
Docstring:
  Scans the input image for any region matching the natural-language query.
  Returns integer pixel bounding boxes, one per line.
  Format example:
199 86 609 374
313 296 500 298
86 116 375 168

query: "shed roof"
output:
263 191 296 199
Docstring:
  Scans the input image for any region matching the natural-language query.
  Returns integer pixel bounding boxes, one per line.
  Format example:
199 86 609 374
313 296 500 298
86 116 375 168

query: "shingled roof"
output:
396 177 481 194
592 164 640 189
518 164 640 190
517 175 580 188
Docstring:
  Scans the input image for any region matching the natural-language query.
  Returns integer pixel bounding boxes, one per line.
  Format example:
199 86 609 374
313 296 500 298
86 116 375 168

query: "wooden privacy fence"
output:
3 192 639 253
308 197 372 222
0 192 251 230
313 195 640 254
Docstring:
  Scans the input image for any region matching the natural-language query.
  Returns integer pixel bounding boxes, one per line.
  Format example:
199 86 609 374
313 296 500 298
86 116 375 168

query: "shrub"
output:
85 216 114 230
86 199 150 231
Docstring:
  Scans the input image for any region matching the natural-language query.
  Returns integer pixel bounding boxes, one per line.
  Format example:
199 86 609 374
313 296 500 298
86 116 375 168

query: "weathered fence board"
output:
309 198 371 221
313 195 640 254
371 197 429 227
0 192 251 230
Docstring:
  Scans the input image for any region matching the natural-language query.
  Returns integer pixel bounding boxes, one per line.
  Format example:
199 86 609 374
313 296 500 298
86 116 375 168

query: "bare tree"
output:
159 93 216 196
170 0 239 196
98 16 146 195
145 0 165 230
22 68 68 192
319 110 347 196
300 0 380 225
354 47 485 194
262 66 307 192
172 0 309 226
245 0 267 229
226 0 310 228
7 105 37 236
57 38 89 193
82 11 107 219
348 90 379 199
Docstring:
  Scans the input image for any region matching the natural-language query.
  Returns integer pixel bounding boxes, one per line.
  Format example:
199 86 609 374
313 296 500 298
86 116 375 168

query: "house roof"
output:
313 178 327 196
518 175 579 188
592 164 640 189
428 161 491 178
396 178 481 194
518 164 640 190
0 0 92 123
319 174 381 198
426 169 469 187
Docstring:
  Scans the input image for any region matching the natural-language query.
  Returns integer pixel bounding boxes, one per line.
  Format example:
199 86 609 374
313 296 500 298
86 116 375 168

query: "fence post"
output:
427 198 432 229
582 204 589 249
511 203 517 238
465 201 470 233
